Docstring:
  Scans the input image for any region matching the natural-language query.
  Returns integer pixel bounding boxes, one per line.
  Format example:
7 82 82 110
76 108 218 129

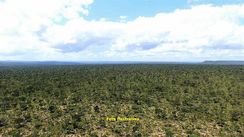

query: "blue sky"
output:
86 0 244 21
86 0 189 21
0 0 244 61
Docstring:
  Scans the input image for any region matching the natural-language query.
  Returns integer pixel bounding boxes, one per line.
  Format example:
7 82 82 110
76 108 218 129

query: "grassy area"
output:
0 65 243 136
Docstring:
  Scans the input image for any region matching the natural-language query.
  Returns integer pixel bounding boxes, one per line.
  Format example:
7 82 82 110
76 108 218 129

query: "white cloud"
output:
119 16 127 19
0 0 93 57
0 1 244 61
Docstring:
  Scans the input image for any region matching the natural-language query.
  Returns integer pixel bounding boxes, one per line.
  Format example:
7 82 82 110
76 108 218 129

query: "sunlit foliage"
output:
0 65 243 136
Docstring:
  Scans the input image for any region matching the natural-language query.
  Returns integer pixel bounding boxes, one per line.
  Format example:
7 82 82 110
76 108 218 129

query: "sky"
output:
0 0 244 61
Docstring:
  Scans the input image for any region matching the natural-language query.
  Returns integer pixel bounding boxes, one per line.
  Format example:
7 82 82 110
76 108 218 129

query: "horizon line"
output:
0 60 244 62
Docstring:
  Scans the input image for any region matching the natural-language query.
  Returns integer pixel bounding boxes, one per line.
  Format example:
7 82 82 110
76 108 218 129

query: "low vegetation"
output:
0 64 243 136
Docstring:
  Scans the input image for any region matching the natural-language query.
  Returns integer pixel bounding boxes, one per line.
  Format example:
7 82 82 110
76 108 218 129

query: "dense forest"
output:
0 64 243 136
